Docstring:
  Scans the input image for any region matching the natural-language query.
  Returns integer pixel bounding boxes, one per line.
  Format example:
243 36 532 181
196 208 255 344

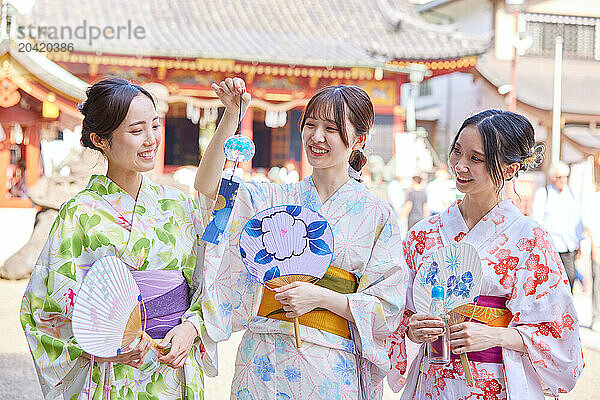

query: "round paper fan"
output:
72 256 142 357
413 242 482 315
239 205 334 347
412 242 482 383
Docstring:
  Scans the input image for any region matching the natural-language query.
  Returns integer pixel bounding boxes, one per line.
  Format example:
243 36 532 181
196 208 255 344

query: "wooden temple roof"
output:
25 0 488 68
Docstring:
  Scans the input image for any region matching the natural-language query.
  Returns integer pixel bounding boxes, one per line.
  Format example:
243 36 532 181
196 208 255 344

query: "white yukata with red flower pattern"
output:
386 199 584 400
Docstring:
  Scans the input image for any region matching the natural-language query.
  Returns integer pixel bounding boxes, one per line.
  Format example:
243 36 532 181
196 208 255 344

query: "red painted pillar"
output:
240 107 254 171
25 125 41 187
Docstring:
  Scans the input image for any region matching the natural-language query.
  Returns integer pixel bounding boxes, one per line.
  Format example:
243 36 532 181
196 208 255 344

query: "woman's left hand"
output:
157 321 198 368
449 322 500 354
273 281 328 318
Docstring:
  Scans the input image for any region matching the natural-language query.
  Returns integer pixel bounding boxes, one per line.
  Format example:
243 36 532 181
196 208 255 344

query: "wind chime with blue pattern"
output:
202 94 255 244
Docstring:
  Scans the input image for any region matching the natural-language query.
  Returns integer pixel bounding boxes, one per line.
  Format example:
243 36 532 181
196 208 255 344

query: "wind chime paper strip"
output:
201 176 241 244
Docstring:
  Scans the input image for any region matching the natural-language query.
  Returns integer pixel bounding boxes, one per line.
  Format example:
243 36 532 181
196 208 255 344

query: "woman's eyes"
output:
453 147 482 162
326 126 338 132
130 124 160 134
305 122 315 128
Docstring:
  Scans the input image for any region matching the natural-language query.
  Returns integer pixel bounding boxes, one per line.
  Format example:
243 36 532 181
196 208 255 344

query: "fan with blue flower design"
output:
413 242 482 383
239 205 334 347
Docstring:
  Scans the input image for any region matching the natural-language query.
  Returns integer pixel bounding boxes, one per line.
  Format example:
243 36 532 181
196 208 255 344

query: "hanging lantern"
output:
43 94 60 118
13 123 23 144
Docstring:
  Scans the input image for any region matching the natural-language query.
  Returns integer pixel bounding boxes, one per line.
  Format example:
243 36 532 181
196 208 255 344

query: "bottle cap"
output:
431 285 445 299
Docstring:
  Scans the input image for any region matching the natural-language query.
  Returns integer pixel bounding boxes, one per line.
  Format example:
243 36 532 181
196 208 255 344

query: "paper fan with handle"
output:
413 242 482 383
72 256 167 358
239 205 334 348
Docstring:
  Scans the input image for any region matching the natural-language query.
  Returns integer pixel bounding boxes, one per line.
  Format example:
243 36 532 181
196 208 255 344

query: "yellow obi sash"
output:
257 265 358 339
448 295 513 363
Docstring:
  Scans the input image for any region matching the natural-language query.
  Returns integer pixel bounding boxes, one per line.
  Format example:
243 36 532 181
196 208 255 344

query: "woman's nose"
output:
454 160 468 173
312 127 325 142
144 129 157 145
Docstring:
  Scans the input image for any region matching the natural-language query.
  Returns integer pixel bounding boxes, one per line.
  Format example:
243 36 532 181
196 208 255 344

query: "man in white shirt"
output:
532 161 584 292
426 167 456 216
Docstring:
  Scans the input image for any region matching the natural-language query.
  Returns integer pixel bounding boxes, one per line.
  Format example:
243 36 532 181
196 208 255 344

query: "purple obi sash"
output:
130 270 190 339
433 295 510 364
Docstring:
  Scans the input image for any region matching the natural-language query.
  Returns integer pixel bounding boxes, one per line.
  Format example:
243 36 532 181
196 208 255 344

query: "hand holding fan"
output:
72 256 167 359
413 243 482 384
239 205 334 348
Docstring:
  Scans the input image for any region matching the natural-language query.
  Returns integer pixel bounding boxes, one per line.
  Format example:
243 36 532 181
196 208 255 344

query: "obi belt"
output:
130 270 190 340
257 265 359 339
432 295 513 364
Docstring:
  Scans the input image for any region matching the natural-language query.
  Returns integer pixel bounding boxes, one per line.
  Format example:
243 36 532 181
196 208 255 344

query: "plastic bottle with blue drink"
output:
427 285 451 365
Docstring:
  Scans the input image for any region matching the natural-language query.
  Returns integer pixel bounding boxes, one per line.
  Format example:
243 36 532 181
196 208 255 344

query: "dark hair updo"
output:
450 109 536 191
300 85 374 179
78 78 156 153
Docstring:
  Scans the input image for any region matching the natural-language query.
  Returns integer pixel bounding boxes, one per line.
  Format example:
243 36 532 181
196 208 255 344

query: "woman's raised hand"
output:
211 77 251 115
407 313 446 343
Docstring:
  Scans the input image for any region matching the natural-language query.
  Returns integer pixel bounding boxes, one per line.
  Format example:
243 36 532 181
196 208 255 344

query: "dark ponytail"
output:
79 78 156 153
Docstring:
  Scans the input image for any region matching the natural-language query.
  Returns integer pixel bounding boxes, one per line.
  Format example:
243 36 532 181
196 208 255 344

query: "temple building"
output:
2 0 488 207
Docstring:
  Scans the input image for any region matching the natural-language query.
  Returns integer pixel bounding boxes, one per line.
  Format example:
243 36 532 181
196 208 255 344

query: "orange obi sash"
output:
447 295 513 363
257 265 358 339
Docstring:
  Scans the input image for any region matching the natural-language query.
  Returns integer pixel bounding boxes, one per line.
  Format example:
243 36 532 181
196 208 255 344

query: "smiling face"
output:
449 125 498 197
96 94 161 174
301 113 360 170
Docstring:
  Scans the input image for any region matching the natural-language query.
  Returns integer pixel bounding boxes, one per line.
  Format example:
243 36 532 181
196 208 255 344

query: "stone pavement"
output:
2 277 599 399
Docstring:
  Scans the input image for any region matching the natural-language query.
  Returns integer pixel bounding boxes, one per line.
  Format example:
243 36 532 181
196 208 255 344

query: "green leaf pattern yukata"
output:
21 175 213 400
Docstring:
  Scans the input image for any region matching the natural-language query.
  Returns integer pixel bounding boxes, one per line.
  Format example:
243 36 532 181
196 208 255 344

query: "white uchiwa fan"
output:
413 242 482 315
72 256 142 358
412 242 482 384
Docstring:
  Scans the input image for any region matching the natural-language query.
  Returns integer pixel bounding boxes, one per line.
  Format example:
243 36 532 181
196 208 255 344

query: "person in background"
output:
401 175 428 230
584 181 600 331
283 160 300 183
387 175 405 215
532 161 584 292
426 167 455 216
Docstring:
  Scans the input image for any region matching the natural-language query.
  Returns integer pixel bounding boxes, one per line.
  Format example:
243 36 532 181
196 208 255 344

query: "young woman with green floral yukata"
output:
21 78 212 400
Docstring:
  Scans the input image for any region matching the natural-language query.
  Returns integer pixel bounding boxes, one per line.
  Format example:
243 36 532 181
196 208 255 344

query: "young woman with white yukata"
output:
194 77 407 399
21 79 209 400
386 110 584 399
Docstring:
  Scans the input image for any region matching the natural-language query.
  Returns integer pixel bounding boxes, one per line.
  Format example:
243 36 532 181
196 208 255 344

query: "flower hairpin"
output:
522 143 545 170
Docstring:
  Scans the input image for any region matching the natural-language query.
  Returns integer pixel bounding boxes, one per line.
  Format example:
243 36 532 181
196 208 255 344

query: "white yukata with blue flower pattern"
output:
196 175 407 399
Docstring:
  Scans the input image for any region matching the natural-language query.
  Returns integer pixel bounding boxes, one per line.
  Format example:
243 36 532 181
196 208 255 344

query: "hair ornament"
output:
522 143 545 170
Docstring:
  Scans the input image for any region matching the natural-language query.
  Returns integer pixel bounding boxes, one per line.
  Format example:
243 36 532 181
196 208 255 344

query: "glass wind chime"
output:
201 94 255 245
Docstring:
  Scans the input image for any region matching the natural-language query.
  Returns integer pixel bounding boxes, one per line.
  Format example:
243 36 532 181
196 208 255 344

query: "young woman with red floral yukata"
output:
386 109 584 399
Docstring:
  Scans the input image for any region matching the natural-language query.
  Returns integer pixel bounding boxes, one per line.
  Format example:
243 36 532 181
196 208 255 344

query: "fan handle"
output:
449 309 473 384
293 317 301 348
